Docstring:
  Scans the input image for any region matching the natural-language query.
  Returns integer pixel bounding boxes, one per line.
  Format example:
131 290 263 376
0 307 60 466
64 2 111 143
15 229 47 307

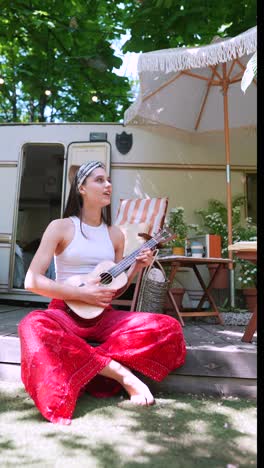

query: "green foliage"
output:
195 196 246 257
237 259 257 288
168 207 189 247
195 197 257 287
0 1 132 122
122 0 256 53
233 218 257 288
0 1 257 122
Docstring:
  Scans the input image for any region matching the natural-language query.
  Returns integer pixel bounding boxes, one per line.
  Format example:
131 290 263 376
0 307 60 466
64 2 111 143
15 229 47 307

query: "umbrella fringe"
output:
138 27 257 74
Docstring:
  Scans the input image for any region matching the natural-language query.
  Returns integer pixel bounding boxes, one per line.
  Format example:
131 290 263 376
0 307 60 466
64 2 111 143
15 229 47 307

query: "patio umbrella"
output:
124 26 257 306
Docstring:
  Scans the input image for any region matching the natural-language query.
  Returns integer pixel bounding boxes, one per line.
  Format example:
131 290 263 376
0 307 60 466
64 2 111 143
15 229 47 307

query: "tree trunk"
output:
38 95 47 122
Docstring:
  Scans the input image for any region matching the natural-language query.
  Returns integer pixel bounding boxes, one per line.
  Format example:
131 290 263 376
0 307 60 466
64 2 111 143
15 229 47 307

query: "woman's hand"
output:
78 277 117 308
135 248 154 269
117 248 154 295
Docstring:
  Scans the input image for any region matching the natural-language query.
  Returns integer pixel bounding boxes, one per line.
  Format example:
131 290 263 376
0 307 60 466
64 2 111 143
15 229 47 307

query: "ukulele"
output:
65 227 176 319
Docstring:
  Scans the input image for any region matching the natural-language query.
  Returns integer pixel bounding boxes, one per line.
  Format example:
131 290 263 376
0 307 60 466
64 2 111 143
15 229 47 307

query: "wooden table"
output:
228 243 257 342
158 256 231 326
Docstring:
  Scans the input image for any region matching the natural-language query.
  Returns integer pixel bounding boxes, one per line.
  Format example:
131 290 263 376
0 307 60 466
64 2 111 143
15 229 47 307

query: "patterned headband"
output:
76 160 105 189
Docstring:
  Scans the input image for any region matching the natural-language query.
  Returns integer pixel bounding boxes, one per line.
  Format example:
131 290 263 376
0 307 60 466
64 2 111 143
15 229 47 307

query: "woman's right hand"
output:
77 277 117 308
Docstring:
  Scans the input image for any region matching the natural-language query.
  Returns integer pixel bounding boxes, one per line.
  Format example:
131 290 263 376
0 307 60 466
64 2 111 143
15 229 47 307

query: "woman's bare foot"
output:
120 367 155 406
99 360 155 406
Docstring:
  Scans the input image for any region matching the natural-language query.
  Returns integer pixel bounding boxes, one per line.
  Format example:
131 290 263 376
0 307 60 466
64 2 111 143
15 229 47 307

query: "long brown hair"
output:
63 166 112 237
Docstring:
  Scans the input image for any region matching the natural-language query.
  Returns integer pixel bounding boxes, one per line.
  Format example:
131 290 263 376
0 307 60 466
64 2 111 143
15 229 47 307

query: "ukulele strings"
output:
98 237 161 285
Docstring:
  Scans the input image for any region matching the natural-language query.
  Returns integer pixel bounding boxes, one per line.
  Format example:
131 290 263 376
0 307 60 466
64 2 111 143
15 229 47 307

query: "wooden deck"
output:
0 302 257 399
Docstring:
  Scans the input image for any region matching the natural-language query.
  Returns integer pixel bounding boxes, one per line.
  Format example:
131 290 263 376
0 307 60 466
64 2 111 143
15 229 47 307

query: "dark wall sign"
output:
115 131 133 155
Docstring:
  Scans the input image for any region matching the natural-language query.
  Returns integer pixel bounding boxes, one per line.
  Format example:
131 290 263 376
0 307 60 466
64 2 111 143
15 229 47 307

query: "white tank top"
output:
54 216 115 282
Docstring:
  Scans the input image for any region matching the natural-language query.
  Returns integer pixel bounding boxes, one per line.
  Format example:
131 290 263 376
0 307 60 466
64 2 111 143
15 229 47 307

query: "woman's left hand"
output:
135 248 154 269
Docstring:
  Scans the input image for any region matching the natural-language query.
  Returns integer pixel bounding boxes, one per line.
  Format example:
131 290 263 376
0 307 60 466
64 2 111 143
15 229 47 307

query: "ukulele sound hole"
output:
100 272 113 285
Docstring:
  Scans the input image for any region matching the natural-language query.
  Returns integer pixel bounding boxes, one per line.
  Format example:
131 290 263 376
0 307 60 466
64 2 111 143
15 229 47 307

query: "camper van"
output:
0 122 256 303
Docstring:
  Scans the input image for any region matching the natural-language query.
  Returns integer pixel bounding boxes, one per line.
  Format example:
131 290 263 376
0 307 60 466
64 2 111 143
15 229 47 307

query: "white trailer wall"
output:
0 122 256 298
0 122 256 222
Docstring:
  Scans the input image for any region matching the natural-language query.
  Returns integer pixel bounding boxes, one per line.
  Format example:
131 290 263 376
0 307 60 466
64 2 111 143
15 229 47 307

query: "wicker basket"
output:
136 259 169 313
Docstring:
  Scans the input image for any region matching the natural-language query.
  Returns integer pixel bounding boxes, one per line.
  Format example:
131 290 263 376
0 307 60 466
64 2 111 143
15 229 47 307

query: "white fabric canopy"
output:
124 26 257 306
124 26 257 132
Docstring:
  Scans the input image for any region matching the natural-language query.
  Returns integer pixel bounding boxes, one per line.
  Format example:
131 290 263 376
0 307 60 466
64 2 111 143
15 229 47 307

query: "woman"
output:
19 160 186 425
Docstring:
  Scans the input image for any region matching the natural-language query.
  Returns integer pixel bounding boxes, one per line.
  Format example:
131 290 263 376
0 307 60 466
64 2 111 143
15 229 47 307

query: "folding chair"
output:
113 197 169 311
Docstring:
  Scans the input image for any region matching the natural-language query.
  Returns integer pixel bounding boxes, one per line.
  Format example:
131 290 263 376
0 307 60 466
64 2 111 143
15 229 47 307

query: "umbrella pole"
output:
223 63 235 308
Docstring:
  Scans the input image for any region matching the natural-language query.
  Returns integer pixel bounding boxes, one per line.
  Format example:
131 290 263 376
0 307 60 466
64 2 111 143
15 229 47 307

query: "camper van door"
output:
65 141 111 205
0 161 19 291
0 140 111 298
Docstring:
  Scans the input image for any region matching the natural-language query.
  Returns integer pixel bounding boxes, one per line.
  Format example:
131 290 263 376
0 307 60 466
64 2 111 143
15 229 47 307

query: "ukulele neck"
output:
109 238 158 278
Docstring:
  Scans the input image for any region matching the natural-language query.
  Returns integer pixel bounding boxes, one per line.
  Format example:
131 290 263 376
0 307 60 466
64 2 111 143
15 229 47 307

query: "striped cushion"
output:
114 197 168 237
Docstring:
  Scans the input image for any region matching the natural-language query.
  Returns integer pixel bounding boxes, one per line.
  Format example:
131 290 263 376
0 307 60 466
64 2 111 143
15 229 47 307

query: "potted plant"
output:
194 196 246 288
170 239 186 256
233 218 257 313
168 207 188 256
162 206 190 312
237 260 257 313
195 196 246 258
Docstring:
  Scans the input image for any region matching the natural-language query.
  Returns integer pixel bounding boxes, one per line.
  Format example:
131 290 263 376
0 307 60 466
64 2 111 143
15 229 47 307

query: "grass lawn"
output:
0 382 256 468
